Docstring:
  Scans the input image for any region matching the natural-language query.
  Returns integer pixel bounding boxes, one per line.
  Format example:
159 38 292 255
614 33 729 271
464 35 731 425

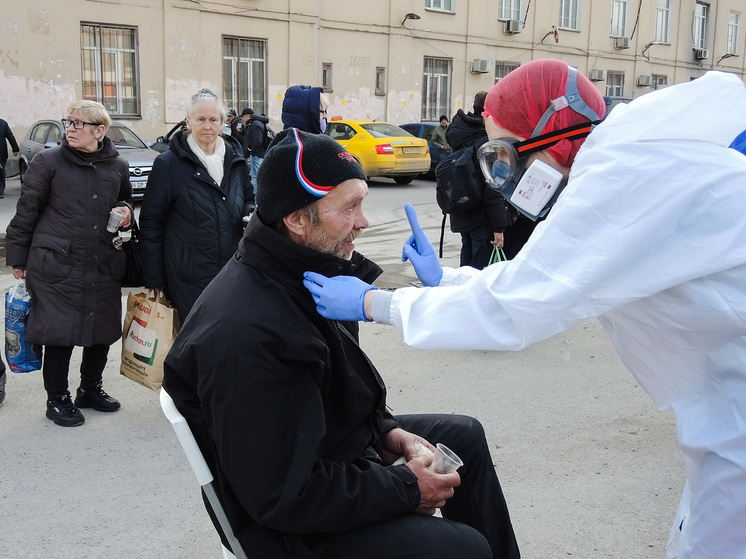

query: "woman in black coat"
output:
139 89 255 323
6 100 133 427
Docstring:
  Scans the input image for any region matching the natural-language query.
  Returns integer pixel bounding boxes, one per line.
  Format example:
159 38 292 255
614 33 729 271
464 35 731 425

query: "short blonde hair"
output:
319 92 330 112
65 100 112 131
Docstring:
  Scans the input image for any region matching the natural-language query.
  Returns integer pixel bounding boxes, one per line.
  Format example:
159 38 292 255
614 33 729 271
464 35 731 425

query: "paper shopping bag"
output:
120 290 180 391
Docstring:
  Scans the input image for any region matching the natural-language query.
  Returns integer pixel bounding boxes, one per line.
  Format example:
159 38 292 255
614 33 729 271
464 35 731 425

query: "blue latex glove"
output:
401 203 443 287
303 271 377 322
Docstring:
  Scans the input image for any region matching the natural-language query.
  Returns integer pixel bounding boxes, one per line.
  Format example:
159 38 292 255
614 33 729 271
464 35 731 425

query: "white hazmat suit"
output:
378 71 746 559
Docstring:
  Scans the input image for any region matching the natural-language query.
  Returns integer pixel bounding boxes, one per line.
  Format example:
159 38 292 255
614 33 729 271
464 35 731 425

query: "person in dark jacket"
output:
446 92 509 269
246 112 269 185
0 117 20 198
139 89 255 323
163 128 520 559
281 85 330 134
5 100 133 427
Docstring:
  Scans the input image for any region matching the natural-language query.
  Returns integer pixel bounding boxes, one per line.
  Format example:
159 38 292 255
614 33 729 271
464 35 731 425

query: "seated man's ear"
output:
283 210 309 239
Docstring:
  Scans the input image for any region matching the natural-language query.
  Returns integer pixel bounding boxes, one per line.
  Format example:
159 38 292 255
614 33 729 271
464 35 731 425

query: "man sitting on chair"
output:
163 129 520 559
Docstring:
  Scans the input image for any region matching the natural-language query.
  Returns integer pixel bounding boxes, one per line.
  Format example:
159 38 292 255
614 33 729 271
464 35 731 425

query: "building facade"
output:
1 0 743 148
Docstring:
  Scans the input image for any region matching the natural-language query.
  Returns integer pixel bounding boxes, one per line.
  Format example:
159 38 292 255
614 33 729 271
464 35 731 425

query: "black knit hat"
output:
256 128 367 224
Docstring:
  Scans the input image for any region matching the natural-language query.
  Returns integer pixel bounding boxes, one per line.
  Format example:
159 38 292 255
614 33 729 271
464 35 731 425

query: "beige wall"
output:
1 0 744 147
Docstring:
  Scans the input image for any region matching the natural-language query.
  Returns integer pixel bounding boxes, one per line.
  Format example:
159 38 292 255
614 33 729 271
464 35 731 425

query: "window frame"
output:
80 22 141 117
222 36 267 116
693 2 709 50
494 61 520 83
610 0 629 37
605 71 625 97
422 57 452 121
728 11 741 55
498 0 521 21
559 0 581 31
651 74 668 89
654 0 671 43
375 67 386 96
322 63 333 93
425 0 455 14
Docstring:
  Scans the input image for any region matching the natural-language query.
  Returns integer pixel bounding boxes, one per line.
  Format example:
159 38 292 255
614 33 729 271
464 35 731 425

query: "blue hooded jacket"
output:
281 85 323 134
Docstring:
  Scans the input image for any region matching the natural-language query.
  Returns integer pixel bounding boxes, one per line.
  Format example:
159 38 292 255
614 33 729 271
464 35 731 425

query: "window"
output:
610 0 628 37
498 0 521 21
605 71 624 97
728 11 741 55
495 61 519 83
426 0 454 12
559 0 580 31
655 0 670 43
422 57 451 121
222 37 267 115
375 67 386 96
322 63 333 93
693 2 709 50
652 74 668 89
81 23 140 116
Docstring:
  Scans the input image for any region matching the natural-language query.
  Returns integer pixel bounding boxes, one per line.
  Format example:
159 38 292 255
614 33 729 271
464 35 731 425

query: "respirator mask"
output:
477 67 603 221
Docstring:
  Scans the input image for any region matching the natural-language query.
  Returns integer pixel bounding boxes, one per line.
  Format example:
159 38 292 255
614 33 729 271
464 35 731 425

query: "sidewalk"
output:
0 175 685 558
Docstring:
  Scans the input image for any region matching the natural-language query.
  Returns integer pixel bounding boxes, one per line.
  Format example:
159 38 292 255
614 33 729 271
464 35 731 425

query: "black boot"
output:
46 392 85 427
0 372 6 405
74 383 121 412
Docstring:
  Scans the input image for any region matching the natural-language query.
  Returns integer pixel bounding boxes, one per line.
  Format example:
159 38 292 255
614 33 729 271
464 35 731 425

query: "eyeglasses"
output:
62 119 100 130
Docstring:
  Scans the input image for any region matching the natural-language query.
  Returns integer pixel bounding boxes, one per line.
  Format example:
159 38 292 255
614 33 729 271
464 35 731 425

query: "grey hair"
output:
274 201 321 234
188 88 226 120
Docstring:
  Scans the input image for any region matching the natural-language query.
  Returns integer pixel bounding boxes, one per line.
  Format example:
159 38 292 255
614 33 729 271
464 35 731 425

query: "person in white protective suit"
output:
303 59 746 559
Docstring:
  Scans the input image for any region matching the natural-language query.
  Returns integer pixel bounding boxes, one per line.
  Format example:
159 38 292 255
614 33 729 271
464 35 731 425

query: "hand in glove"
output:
401 203 443 287
303 272 377 322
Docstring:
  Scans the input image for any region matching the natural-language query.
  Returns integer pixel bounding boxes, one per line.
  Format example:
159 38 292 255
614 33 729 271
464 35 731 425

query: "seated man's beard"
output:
303 226 361 260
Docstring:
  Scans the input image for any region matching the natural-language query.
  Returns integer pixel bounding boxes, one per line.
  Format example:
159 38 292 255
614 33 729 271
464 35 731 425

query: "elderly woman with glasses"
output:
6 100 133 427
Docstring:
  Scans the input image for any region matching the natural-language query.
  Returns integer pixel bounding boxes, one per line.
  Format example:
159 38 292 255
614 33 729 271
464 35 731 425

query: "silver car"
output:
18 120 159 200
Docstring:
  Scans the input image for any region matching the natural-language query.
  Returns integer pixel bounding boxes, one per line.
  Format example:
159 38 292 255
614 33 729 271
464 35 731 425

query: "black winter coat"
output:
163 217 420 557
139 131 254 322
245 114 269 158
445 109 508 234
0 118 19 164
5 137 133 346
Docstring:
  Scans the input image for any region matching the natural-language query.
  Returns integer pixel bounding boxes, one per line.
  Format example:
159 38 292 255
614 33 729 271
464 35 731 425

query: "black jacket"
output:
0 118 19 164
163 217 420 557
139 131 254 322
6 137 133 346
246 114 269 158
446 109 508 234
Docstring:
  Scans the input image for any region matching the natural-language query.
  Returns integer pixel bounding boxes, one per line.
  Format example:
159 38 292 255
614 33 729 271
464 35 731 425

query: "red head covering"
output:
484 59 606 167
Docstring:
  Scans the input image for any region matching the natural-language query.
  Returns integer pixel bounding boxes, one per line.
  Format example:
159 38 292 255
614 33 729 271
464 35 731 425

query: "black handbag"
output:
121 217 144 288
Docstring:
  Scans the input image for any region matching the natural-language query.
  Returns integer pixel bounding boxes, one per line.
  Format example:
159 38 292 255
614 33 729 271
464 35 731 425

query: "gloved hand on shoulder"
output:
303 272 377 322
401 203 443 287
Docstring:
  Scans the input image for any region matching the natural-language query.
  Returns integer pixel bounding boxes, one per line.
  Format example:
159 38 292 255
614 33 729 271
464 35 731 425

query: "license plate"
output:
402 147 420 154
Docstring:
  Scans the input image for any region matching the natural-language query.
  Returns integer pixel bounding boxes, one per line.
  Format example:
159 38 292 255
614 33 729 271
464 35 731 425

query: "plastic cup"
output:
106 207 127 233
430 443 463 474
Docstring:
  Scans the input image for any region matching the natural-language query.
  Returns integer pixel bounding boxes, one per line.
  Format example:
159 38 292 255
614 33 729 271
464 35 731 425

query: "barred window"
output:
81 23 140 117
422 57 451 121
223 37 267 116
495 61 519 83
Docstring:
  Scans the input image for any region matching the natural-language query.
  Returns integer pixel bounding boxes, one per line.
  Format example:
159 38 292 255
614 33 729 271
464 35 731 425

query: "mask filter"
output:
505 160 564 221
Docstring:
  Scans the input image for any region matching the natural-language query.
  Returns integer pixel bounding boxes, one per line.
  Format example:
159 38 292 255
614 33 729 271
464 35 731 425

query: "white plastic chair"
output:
159 388 249 559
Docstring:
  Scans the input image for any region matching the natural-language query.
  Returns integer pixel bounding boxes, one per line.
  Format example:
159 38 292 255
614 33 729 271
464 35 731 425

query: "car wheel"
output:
394 175 415 185
19 160 27 185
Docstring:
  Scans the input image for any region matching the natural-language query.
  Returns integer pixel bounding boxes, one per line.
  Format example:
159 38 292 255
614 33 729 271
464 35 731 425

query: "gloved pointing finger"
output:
401 203 443 287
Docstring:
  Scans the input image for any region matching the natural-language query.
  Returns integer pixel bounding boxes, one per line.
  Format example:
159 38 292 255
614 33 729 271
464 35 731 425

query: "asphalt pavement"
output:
0 175 685 559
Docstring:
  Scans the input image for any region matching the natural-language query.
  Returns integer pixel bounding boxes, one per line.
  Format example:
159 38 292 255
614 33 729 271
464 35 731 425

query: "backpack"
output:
434 144 484 215
434 144 485 256
262 124 276 151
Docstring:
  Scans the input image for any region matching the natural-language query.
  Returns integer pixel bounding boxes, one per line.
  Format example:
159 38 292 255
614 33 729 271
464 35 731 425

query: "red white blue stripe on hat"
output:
292 128 335 198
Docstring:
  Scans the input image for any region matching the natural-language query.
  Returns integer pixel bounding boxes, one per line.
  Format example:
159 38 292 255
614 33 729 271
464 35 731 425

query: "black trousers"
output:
315 414 521 559
42 344 110 398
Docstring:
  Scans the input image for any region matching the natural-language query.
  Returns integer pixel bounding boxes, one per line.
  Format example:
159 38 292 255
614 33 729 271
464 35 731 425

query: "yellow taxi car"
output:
326 118 431 184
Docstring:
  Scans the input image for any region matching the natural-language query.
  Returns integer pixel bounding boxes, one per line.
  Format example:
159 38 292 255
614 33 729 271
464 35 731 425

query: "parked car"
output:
325 119 430 185
18 120 159 199
149 120 232 153
399 121 444 179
